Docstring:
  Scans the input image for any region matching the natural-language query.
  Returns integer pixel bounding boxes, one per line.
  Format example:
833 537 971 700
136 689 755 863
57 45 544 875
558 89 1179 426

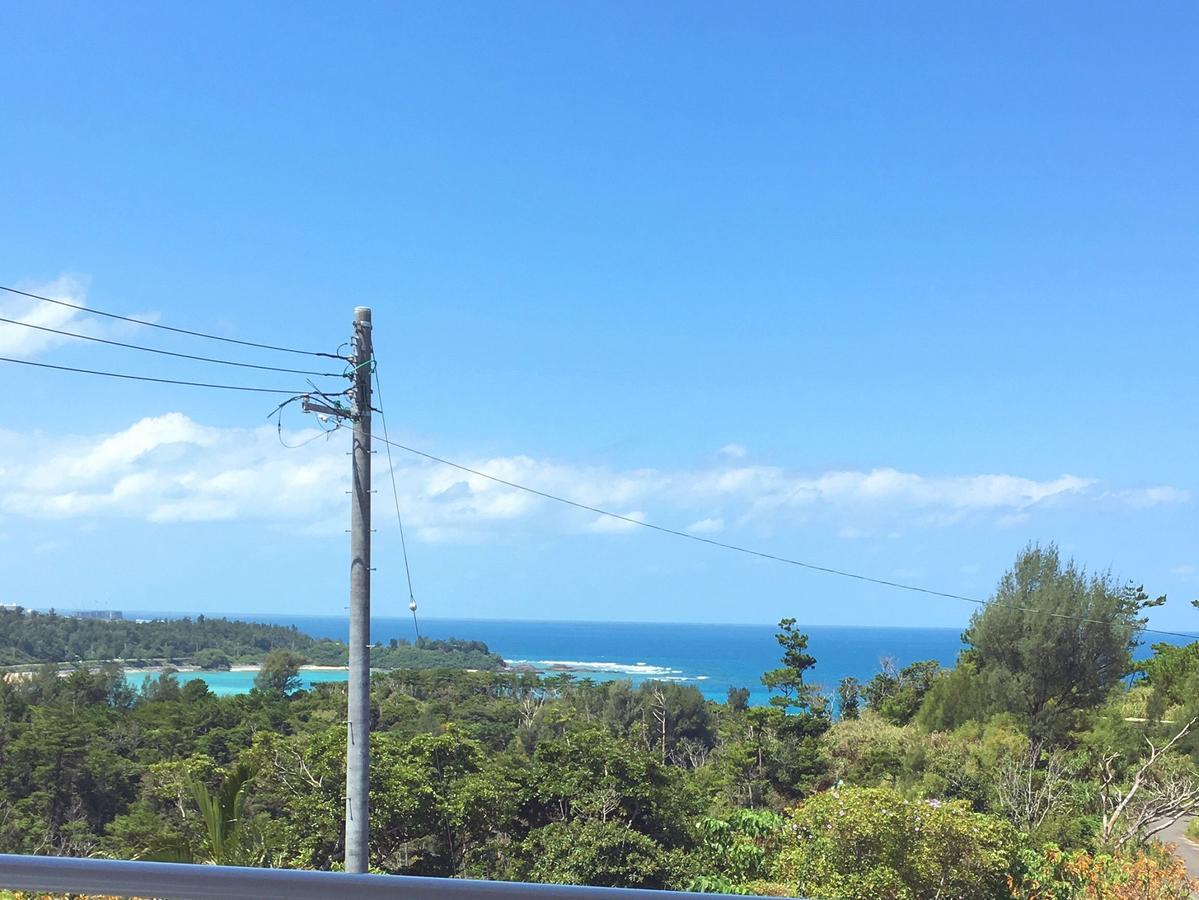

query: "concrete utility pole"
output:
345 307 373 872
300 307 374 873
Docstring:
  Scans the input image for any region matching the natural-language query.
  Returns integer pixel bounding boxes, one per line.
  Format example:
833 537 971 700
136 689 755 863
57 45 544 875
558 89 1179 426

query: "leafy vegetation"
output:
1 544 1197 899
959 544 1162 747
862 658 941 726
1010 843 1196 900
0 607 504 671
777 787 1022 900
0 608 311 667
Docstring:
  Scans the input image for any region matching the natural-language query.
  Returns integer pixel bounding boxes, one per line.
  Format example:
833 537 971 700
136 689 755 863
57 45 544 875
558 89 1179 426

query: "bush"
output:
823 713 911 787
773 786 1022 900
519 820 679 889
689 809 789 894
1010 842 1197 899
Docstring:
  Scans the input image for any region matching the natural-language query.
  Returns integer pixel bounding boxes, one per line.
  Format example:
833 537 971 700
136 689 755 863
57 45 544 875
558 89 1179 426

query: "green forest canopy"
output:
1 546 1197 898
0 607 503 671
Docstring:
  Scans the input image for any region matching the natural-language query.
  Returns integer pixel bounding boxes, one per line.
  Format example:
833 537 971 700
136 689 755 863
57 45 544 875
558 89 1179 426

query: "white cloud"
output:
789 469 1095 510
1115 486 1192 508
1171 564 1196 577
0 275 165 374
0 414 344 525
0 414 1183 546
0 276 90 357
718 443 748 459
0 275 153 359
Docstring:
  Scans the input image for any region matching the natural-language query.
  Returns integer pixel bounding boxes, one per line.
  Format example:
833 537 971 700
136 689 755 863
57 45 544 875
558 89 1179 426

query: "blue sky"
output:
1 2 1196 630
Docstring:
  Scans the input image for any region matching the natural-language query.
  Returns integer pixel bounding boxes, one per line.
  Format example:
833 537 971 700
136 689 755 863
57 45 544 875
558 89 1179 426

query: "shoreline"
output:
3 662 357 679
132 663 354 676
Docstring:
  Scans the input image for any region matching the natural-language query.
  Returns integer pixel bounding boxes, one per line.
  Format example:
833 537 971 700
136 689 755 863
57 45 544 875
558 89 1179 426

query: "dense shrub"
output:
688 808 789 895
773 786 1022 900
1009 842 1197 899
520 820 679 889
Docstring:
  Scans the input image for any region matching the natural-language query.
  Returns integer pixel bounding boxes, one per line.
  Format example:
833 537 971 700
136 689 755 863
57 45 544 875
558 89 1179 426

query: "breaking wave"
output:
510 659 684 677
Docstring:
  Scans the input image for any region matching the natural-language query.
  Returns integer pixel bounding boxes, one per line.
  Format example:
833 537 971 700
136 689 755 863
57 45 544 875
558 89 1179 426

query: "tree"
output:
964 543 1158 747
914 660 991 732
760 618 825 724
836 677 860 720
751 618 831 801
726 687 750 712
992 743 1082 836
142 668 182 702
1099 717 1199 850
863 659 941 725
253 649 306 699
185 761 263 865
195 649 232 671
635 682 714 766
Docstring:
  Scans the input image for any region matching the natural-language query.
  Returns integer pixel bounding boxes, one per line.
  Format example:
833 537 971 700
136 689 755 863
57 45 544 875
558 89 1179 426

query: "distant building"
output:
73 610 124 621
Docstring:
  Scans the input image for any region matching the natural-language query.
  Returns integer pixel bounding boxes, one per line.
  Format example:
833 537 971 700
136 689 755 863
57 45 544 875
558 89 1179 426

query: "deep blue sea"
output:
118 614 1194 704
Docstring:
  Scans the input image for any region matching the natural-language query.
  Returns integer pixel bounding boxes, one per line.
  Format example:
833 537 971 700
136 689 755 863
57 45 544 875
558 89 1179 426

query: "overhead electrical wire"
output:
368 431 1198 641
6 278 1177 641
373 368 419 615
266 392 348 448
0 313 346 377
0 284 341 359
0 354 312 395
278 414 344 449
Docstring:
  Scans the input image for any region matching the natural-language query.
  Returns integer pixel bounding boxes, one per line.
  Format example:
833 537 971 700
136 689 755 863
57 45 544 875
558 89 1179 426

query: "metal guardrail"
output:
0 854 758 900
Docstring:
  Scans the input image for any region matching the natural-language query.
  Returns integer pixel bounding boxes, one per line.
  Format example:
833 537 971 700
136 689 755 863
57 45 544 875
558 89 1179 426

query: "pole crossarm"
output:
301 397 354 420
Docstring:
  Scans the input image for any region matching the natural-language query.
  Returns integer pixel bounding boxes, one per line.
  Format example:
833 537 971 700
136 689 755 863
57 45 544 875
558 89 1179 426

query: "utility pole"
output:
345 307 372 872
305 307 373 873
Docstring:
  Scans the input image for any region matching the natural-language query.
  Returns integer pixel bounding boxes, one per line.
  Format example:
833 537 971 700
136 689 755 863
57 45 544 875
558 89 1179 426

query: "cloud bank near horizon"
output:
0 414 1186 544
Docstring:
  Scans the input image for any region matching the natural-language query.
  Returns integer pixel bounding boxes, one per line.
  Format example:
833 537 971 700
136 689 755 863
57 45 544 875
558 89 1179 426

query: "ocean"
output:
127 615 968 704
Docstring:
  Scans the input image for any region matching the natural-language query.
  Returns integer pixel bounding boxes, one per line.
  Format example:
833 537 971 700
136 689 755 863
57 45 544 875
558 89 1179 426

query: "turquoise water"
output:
126 667 351 697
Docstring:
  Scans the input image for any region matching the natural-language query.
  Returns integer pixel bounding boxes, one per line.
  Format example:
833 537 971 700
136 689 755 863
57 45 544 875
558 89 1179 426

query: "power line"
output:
0 313 347 377
373 369 418 612
0 284 341 359
0 354 312 395
369 431 1197 641
279 419 344 449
